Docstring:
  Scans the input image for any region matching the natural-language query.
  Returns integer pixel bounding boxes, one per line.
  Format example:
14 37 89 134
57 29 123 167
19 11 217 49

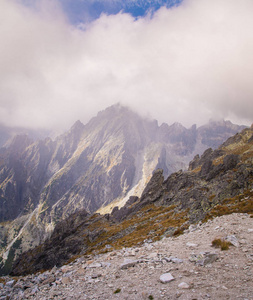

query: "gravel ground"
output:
1 213 253 300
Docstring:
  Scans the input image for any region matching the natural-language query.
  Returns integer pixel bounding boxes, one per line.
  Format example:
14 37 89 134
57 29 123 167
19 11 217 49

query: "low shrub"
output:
114 288 121 294
212 238 231 250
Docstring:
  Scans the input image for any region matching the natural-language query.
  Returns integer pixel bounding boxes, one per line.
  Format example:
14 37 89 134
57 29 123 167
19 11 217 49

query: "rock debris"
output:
1 213 253 300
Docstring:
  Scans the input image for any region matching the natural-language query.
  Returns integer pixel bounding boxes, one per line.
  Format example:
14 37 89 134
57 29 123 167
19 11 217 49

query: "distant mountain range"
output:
11 117 253 277
0 124 50 149
0 104 246 274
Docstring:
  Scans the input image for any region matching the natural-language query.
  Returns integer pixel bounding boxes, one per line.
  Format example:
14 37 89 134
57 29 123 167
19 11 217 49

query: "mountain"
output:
10 123 253 276
0 123 50 148
0 104 246 274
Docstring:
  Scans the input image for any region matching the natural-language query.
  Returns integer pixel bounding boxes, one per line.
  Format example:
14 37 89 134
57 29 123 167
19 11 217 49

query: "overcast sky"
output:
0 0 252 130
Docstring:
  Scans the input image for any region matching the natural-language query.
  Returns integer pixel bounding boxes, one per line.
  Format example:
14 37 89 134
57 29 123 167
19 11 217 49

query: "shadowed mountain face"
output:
0 104 246 274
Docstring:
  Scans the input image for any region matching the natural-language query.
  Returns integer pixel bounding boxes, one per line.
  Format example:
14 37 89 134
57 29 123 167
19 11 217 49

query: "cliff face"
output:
0 104 246 274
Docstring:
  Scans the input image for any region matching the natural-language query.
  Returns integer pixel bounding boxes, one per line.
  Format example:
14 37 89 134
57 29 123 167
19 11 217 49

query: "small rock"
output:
160 273 175 283
62 277 71 285
120 259 138 270
178 282 190 289
13 281 24 290
101 262 111 268
5 280 15 287
87 262 102 268
31 286 39 295
248 229 253 233
202 253 219 265
225 235 239 247
61 265 73 273
186 242 198 248
144 239 153 243
23 281 33 289
42 276 56 285
91 274 102 279
189 225 197 232
166 256 183 263
189 252 218 266
76 268 86 275
171 257 183 264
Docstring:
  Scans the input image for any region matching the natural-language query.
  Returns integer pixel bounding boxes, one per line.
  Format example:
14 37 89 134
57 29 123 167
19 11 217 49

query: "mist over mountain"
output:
0 124 51 149
2 0 253 130
0 104 246 274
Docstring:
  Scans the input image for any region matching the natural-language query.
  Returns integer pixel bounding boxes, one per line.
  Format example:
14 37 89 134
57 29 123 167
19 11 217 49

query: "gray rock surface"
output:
160 273 175 283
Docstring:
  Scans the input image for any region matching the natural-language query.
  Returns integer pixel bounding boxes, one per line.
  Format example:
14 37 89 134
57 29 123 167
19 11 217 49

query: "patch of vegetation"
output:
114 288 121 294
191 166 201 173
148 295 154 300
0 278 5 284
242 150 253 163
204 190 253 222
173 226 185 237
85 204 189 255
212 238 232 250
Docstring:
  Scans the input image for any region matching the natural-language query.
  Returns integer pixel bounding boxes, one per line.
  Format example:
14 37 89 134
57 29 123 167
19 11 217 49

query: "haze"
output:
0 0 253 130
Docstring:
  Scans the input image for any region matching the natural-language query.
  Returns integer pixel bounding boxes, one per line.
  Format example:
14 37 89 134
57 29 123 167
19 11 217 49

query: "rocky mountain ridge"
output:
9 123 253 277
0 104 247 274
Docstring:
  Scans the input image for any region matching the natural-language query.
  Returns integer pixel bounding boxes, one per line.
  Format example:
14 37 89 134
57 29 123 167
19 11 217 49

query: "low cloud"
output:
0 0 253 130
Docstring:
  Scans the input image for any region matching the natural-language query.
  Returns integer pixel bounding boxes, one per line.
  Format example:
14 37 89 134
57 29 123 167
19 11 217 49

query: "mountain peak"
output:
97 103 137 119
70 120 85 133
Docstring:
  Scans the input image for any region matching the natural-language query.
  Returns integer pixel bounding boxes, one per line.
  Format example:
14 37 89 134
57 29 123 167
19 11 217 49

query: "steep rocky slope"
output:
0 104 246 274
10 124 253 276
2 213 253 300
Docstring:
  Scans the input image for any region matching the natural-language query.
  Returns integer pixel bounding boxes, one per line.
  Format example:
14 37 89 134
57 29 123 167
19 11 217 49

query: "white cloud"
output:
0 0 252 130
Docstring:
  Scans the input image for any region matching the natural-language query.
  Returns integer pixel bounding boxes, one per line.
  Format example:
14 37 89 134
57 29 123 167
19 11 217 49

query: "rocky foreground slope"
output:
1 213 253 299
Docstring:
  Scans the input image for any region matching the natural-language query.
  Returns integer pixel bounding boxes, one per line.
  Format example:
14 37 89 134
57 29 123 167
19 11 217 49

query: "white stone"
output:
189 225 197 232
225 235 239 247
160 273 175 283
168 256 183 263
178 282 190 289
5 280 15 287
186 242 198 248
120 259 138 269
87 262 102 268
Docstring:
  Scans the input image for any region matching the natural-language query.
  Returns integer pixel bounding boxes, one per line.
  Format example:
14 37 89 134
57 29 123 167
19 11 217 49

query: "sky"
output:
0 0 253 130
